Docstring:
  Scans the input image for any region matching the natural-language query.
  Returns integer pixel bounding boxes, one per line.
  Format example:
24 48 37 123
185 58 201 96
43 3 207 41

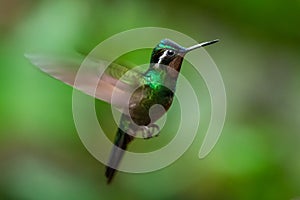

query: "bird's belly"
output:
128 87 174 126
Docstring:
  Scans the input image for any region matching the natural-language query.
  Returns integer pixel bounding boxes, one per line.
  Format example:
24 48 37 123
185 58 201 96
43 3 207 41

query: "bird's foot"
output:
142 124 160 139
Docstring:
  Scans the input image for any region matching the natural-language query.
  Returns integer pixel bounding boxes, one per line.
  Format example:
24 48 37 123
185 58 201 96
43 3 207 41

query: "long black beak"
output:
185 39 219 52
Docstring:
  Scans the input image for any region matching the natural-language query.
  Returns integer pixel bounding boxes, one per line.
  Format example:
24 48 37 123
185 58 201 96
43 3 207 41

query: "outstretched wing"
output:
25 53 144 109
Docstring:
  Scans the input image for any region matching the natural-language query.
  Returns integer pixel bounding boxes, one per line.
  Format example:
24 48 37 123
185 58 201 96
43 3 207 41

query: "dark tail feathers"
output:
105 128 133 184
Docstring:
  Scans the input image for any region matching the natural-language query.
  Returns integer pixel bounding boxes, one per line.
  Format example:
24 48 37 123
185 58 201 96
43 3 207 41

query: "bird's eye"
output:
167 50 175 56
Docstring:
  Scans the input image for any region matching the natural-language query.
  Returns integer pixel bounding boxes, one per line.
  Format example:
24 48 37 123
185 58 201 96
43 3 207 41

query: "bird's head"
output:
149 38 219 76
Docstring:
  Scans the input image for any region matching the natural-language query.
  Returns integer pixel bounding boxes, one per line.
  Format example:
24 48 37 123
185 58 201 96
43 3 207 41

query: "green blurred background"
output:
0 0 300 199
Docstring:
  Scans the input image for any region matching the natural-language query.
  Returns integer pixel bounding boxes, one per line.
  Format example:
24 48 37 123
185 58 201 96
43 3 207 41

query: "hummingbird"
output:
25 38 219 184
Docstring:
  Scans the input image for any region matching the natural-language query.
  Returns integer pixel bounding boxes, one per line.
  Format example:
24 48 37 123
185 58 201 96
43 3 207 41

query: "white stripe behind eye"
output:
158 50 168 64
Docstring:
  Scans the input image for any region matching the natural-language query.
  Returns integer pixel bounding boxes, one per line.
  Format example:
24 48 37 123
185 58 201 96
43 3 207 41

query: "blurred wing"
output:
25 53 144 109
105 61 145 86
